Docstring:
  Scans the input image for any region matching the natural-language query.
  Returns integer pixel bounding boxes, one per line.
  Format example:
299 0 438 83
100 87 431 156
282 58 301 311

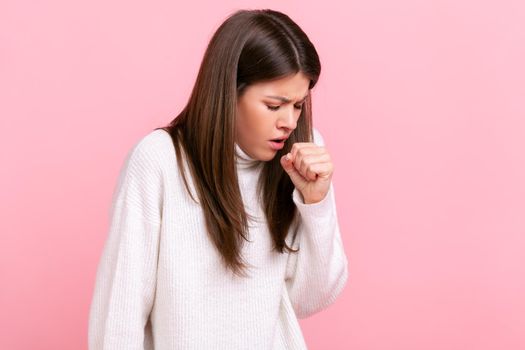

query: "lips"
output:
270 136 289 142
268 135 289 150
268 140 285 150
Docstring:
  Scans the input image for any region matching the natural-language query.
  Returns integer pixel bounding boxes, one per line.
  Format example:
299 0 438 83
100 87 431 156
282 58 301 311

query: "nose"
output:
276 105 298 131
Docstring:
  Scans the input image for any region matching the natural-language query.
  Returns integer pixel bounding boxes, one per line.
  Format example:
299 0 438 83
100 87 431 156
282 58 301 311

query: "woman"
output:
88 8 348 350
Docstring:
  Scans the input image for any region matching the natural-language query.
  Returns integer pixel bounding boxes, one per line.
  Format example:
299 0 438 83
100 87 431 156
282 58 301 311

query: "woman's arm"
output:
284 128 349 319
88 136 163 349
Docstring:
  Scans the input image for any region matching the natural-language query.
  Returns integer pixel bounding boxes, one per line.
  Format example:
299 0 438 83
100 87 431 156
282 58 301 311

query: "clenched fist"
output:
280 142 334 204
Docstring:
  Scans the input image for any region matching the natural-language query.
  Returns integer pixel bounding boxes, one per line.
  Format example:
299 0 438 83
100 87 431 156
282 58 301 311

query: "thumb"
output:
280 153 307 188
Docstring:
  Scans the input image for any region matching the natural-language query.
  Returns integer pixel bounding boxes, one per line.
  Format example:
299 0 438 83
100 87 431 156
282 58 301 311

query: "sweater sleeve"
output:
284 128 349 319
88 136 163 350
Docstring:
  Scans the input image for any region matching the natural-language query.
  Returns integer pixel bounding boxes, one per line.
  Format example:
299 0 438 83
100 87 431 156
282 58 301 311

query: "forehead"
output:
248 72 310 98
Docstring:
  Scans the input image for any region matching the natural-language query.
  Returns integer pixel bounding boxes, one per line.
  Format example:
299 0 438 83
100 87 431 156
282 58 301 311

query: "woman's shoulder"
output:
134 128 173 151
312 127 326 147
123 128 175 175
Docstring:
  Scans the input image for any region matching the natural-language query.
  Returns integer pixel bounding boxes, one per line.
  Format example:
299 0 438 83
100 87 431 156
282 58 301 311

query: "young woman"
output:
88 8 348 350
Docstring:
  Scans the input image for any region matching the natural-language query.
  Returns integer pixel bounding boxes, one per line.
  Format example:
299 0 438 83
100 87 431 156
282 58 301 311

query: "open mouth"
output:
269 139 286 150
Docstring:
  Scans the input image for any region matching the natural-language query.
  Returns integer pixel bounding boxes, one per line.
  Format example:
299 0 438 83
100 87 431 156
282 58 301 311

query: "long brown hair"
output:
154 9 321 277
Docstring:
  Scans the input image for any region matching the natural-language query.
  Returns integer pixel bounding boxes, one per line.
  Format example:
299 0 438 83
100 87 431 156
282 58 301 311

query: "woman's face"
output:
235 72 310 161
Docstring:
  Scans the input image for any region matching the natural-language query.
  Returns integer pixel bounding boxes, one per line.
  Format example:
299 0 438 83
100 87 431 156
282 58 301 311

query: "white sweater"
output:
88 127 348 350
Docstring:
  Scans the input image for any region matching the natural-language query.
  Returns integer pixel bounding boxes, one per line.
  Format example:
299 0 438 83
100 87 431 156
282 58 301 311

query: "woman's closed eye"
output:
267 104 303 111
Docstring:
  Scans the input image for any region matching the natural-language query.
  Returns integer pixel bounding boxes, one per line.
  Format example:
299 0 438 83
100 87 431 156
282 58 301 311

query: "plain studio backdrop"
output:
1 0 524 349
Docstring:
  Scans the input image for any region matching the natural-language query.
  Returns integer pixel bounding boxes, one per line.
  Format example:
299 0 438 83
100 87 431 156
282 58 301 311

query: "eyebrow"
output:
265 94 309 103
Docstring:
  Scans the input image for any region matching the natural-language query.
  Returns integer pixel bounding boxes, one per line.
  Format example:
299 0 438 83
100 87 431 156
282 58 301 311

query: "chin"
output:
252 145 278 162
263 151 278 162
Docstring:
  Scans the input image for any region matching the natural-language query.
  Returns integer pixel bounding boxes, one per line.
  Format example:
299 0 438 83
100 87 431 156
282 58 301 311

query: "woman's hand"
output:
280 142 334 204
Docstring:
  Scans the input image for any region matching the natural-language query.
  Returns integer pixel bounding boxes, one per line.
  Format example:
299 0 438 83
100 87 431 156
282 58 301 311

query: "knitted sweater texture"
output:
88 128 348 349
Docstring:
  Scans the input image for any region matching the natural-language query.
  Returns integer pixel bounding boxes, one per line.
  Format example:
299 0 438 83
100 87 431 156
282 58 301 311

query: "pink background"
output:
1 0 524 349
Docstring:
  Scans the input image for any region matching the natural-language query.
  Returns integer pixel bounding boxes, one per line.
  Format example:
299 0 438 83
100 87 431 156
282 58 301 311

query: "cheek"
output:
237 100 278 142
237 106 258 140
244 106 272 132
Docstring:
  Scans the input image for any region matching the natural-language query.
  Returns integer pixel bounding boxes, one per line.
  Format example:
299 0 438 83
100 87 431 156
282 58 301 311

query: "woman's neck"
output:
235 142 263 170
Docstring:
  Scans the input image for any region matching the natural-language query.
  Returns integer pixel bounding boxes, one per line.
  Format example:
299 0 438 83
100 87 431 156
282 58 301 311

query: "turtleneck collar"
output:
235 142 263 170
